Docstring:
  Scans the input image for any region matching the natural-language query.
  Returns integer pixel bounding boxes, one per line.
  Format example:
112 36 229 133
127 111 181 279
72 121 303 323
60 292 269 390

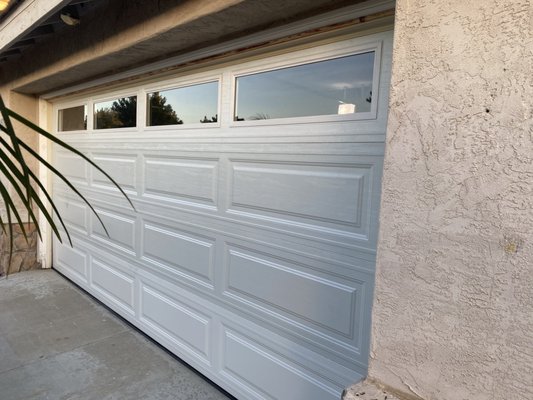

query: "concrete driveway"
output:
0 270 233 400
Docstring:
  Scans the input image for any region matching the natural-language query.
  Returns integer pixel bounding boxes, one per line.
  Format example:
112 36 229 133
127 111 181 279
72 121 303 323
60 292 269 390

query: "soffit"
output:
0 0 99 60
1 0 390 95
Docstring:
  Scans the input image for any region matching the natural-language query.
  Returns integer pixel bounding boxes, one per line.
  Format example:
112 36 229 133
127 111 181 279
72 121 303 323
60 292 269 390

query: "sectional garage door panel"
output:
53 141 380 358
52 30 393 400
54 239 365 400
53 143 384 253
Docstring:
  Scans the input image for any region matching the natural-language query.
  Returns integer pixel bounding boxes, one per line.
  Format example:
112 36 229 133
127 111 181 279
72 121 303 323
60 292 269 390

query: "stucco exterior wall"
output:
371 1 532 399
0 90 39 223
0 90 42 273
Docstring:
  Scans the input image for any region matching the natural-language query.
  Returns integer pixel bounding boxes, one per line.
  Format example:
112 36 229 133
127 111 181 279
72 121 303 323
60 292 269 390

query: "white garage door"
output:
52 30 393 400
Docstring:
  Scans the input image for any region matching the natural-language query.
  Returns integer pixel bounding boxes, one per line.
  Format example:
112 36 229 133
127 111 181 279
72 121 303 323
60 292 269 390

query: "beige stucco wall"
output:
0 89 42 273
371 0 532 399
0 90 39 222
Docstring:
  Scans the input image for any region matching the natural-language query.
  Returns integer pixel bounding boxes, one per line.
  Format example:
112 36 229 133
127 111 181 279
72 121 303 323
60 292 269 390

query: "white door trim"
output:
37 97 53 268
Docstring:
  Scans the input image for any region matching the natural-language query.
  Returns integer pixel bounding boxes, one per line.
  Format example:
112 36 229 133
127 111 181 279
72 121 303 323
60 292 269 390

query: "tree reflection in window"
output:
200 114 217 123
147 81 218 126
148 93 182 125
95 96 137 129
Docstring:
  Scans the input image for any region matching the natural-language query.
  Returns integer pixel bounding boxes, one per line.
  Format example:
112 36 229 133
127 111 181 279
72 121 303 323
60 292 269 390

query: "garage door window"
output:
94 96 137 129
147 81 219 126
234 51 375 121
58 105 87 132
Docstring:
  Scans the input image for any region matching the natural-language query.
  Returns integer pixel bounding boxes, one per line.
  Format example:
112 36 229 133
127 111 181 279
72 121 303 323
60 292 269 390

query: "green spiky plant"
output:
0 96 134 276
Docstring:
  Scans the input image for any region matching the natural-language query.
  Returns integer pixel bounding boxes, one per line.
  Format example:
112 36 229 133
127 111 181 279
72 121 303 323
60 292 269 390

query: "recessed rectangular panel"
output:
143 157 217 206
142 223 214 286
140 284 210 360
54 153 88 181
55 242 87 282
54 197 87 232
230 161 367 228
224 246 357 337
91 259 134 314
222 329 338 400
92 154 137 191
91 210 135 253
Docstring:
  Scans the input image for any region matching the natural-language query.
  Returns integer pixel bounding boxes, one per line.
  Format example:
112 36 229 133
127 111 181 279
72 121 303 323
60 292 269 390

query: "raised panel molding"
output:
221 327 340 400
54 152 88 182
228 160 374 238
90 209 136 254
92 153 138 192
143 156 218 208
54 196 87 233
141 222 215 289
222 244 360 341
140 283 211 362
54 241 88 282
91 258 135 315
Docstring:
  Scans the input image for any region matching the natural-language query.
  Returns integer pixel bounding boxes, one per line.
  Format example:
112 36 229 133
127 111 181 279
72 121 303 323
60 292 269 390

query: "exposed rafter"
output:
0 0 98 62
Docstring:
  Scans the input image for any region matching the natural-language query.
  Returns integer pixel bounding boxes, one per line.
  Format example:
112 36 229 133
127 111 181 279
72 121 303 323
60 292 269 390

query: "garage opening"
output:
51 26 393 400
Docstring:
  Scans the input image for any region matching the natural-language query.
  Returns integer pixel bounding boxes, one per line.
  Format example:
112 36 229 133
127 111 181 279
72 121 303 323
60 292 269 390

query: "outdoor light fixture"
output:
0 0 11 12
60 6 80 26
60 12 80 26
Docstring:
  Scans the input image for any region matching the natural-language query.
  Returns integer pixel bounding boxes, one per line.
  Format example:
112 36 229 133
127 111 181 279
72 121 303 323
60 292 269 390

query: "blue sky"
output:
150 81 218 124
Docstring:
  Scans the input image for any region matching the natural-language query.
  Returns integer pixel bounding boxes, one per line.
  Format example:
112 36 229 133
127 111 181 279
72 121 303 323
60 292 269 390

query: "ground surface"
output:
344 380 403 400
0 270 233 400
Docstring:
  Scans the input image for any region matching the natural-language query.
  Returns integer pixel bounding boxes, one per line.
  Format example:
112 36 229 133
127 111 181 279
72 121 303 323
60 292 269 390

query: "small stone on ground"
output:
344 379 402 400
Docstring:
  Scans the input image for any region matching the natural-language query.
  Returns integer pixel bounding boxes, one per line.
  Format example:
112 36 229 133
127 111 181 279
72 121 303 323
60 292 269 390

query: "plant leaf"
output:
0 134 68 245
0 96 135 276
0 97 33 220
7 108 135 211
14 136 110 237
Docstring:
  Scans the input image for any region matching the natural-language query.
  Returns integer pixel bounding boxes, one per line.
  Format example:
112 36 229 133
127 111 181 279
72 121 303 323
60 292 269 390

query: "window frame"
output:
142 73 222 131
229 38 383 127
92 91 140 132
56 101 89 133
53 35 386 135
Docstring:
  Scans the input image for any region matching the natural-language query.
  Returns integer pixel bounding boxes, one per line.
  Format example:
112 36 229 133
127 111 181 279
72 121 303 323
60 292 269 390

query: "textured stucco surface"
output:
0 91 39 223
371 1 533 399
